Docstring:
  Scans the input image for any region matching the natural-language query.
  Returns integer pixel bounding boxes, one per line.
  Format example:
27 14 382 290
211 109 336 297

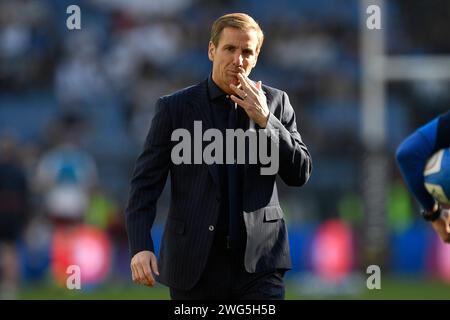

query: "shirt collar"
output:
207 74 228 101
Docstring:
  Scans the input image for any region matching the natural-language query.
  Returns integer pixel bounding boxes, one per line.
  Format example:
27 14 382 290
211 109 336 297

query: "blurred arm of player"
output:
130 250 160 287
431 206 450 243
396 111 450 244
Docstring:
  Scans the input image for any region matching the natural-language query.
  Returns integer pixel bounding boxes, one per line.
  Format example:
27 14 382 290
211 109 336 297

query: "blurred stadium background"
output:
1 0 450 299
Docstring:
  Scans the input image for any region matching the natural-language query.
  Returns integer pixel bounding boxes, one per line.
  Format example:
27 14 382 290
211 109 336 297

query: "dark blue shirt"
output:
207 75 246 252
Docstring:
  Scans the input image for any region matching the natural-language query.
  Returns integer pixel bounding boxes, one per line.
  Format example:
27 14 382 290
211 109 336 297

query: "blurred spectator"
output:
0 0 55 90
54 30 110 108
123 61 175 144
86 187 119 231
33 114 98 225
0 134 29 299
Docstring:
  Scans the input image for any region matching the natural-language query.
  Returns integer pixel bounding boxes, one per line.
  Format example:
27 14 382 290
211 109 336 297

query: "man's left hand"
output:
230 73 270 128
443 208 450 233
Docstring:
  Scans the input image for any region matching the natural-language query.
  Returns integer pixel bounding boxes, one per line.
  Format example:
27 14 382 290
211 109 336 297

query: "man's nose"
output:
233 53 243 66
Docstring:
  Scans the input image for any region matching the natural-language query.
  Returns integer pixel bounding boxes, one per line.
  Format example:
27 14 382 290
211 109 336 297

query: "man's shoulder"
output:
261 83 287 103
159 80 206 105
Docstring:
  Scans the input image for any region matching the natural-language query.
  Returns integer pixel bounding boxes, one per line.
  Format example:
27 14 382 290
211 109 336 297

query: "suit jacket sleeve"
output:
263 91 312 186
126 97 172 257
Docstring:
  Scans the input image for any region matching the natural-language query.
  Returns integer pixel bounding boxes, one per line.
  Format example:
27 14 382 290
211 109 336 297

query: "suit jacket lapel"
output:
188 79 220 189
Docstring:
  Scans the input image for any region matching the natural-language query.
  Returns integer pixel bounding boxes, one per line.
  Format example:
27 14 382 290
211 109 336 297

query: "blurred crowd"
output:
1 0 450 297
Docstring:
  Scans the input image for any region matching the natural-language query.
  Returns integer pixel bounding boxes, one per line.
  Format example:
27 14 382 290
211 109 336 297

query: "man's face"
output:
208 27 259 94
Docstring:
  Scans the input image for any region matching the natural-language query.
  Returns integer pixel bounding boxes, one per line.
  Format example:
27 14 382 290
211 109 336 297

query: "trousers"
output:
170 238 285 300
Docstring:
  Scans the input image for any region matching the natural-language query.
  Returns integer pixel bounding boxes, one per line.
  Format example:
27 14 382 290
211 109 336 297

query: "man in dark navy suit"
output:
126 13 312 299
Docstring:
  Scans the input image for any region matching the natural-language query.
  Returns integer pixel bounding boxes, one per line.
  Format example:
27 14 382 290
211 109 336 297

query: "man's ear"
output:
208 41 215 62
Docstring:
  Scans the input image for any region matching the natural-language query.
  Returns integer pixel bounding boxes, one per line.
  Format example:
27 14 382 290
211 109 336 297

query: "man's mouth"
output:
228 67 245 75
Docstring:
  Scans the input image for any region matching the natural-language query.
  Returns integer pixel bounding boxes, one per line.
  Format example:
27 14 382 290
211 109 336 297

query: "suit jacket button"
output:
208 225 215 231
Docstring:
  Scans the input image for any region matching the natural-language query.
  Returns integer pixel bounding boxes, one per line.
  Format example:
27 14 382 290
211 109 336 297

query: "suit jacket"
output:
125 78 312 290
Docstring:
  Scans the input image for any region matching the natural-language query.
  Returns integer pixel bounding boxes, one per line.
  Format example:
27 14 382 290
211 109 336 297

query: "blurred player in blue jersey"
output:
396 111 450 243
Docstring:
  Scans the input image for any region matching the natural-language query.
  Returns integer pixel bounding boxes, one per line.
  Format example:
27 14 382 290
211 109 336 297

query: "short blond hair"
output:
210 13 264 53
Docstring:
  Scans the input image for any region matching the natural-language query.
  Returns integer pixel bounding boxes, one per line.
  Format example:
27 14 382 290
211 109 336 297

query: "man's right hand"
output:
130 250 160 286
431 208 450 244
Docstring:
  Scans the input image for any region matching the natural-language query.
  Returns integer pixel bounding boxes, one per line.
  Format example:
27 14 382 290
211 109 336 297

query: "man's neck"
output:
211 75 232 95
